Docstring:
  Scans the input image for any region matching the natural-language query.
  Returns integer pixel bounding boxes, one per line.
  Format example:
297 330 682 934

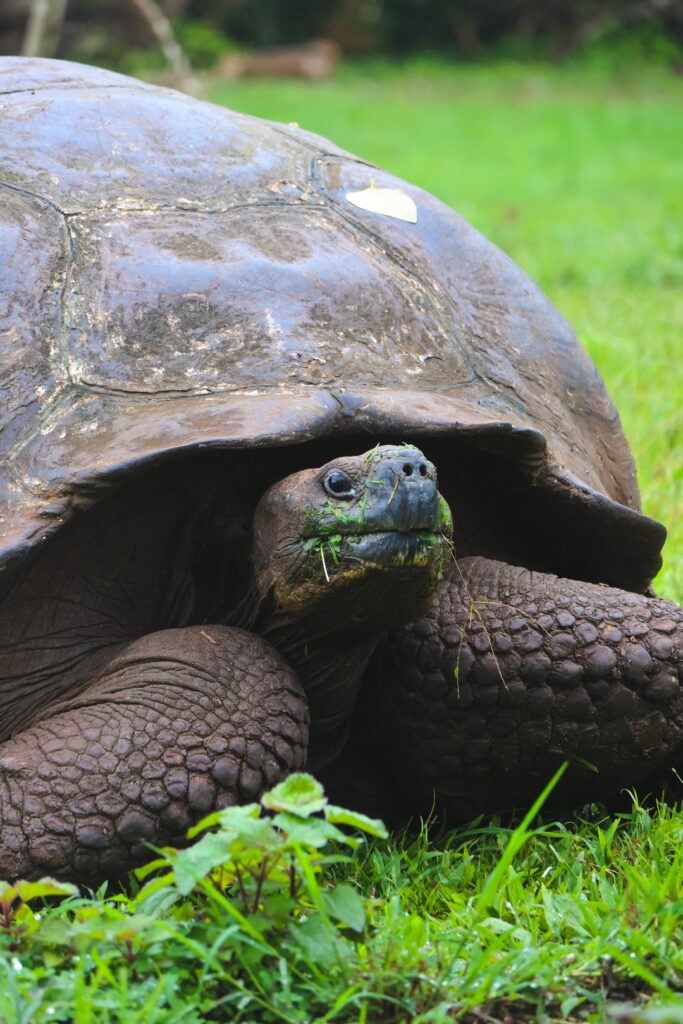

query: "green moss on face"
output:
437 495 453 536
301 502 369 538
301 507 324 536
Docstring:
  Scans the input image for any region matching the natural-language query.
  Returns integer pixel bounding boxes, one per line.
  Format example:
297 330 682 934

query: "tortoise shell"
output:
0 57 664 592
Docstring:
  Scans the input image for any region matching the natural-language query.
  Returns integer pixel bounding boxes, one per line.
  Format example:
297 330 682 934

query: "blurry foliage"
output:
195 0 337 48
49 3 234 74
569 16 683 72
3 0 683 67
173 17 237 67
181 0 683 61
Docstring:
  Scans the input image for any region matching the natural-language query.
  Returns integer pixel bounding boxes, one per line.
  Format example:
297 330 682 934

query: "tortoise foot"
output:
0 626 307 882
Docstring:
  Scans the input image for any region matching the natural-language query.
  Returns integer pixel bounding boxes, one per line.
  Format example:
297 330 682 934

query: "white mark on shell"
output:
346 186 417 224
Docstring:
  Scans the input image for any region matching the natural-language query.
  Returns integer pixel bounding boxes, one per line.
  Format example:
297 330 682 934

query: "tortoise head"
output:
251 445 453 633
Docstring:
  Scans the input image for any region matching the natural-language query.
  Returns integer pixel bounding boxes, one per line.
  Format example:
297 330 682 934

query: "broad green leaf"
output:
172 832 236 895
42 948 71 967
272 811 346 848
0 882 19 904
289 913 347 966
323 883 366 932
187 802 260 839
173 814 280 895
0 878 78 903
261 773 327 817
325 805 388 838
134 854 175 881
223 816 280 853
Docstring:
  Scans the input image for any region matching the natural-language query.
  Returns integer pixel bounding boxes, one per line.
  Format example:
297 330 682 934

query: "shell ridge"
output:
0 83 153 97
2 384 73 465
0 181 73 376
62 197 327 220
0 178 69 219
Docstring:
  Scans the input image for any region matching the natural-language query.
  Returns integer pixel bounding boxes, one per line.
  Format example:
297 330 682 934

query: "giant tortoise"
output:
0 57 681 882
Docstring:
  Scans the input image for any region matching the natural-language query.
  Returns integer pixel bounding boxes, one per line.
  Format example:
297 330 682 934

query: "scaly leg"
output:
0 626 307 881
371 557 683 819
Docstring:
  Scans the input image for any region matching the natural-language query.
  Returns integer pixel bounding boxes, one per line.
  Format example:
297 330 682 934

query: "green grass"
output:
2 773 683 1022
2 60 682 1022
208 59 683 602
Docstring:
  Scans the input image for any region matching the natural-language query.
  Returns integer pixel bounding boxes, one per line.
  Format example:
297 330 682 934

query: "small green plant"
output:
138 772 385 921
0 775 389 1023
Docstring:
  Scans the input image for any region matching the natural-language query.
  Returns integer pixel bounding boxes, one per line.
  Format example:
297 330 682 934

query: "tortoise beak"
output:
361 446 442 534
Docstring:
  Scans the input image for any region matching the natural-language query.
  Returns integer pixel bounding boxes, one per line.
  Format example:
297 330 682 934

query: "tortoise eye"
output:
323 469 355 499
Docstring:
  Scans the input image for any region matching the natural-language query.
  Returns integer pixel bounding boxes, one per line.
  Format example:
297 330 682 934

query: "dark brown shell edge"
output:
0 57 666 598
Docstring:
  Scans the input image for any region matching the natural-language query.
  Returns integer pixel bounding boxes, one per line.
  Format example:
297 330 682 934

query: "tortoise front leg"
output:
372 557 683 820
0 627 308 882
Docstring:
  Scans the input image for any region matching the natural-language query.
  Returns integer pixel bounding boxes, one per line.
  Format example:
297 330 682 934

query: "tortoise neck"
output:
256 604 380 769
251 555 446 768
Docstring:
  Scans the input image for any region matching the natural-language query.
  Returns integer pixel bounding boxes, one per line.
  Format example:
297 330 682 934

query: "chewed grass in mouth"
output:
304 529 452 582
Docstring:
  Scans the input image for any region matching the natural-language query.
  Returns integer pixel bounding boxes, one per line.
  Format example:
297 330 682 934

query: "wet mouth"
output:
308 528 451 570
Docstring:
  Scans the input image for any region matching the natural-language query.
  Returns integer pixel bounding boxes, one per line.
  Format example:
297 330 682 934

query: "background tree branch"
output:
22 0 68 57
125 0 198 92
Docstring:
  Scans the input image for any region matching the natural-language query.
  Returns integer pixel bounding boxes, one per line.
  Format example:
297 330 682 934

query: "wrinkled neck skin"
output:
253 563 438 770
258 607 377 771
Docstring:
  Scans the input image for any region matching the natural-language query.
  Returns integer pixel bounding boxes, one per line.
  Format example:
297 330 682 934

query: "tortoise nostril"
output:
419 463 428 476
402 463 413 476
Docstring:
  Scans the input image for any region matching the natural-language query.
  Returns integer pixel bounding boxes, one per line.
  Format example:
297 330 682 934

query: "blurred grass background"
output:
207 61 683 600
